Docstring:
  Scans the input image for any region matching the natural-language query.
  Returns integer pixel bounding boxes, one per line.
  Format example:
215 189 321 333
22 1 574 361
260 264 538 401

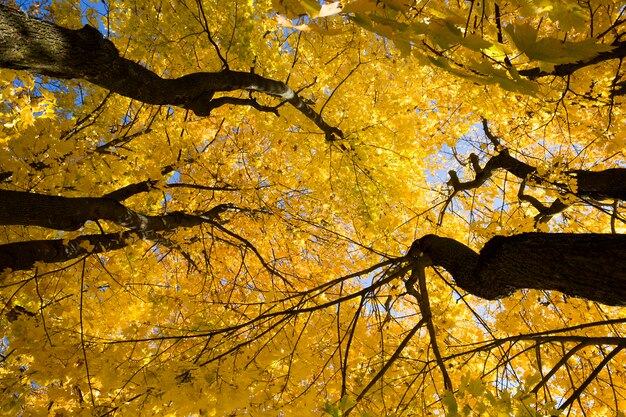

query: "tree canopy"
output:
1 0 625 416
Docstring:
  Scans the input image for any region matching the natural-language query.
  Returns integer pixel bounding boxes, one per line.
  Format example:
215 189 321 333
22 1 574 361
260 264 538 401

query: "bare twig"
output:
345 317 426 416
440 119 626 226
203 96 279 115
79 259 97 407
405 259 453 391
531 342 590 394
558 344 625 411
195 0 229 69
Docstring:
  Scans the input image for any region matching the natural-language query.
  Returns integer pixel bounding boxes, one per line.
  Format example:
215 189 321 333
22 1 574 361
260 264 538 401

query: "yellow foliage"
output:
0 0 625 416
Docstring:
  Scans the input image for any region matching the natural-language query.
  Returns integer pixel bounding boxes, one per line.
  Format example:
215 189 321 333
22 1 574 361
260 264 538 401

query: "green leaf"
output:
342 0 379 14
323 400 341 417
530 38 614 64
548 1 587 32
466 378 485 397
379 0 411 11
442 390 459 417
394 37 412 56
504 23 538 54
429 19 463 49
506 23 615 64
339 395 356 411
461 34 493 52
299 0 323 17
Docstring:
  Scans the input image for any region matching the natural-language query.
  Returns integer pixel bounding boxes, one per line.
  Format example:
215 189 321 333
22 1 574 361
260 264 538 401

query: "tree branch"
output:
557 344 625 411
405 260 453 391
0 4 343 140
345 317 426 416
104 179 239 202
204 96 280 115
517 179 569 224
0 231 136 272
440 120 626 225
531 341 590 395
0 189 234 232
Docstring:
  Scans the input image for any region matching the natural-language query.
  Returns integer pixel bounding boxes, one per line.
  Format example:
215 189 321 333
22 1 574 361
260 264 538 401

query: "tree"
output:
0 1 625 416
283 0 626 95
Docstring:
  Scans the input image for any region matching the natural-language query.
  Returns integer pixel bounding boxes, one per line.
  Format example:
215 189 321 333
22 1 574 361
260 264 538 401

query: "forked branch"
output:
0 189 237 272
0 4 343 141
405 259 453 391
439 119 626 225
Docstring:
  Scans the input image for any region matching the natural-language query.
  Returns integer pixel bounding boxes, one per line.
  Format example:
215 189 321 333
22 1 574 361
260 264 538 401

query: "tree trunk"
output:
413 233 626 306
452 151 626 201
574 168 626 200
0 4 342 138
0 4 287 106
0 189 130 230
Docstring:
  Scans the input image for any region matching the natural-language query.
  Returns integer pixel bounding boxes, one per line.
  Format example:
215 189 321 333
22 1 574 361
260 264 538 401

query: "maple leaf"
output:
0 0 625 416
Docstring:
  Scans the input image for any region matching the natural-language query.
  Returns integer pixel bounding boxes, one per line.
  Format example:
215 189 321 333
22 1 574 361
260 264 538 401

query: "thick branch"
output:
573 168 626 200
450 150 626 201
0 231 136 272
518 180 569 223
103 180 162 202
443 121 626 225
411 233 626 306
205 96 280 116
0 4 343 139
103 179 238 202
447 150 536 193
406 264 452 391
0 189 231 231
0 189 237 272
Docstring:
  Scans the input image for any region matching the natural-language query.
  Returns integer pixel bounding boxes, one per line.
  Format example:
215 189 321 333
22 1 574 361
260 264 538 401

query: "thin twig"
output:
531 342 589 394
195 0 228 69
341 295 366 398
79 259 96 407
345 318 426 416
416 266 453 391
558 344 625 411
405 261 453 391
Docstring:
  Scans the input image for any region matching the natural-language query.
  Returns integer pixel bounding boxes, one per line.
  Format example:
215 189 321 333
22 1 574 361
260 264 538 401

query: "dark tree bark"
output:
0 189 228 231
0 189 236 272
574 168 626 201
448 151 626 201
410 233 626 306
0 4 343 139
0 231 136 272
441 120 626 225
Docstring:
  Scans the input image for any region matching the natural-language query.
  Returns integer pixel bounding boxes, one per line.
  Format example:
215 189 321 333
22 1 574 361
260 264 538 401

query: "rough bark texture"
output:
413 233 626 306
442 121 626 225
0 4 343 139
0 189 235 272
0 189 223 231
0 189 130 230
0 231 135 272
574 168 626 200
450 151 626 201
